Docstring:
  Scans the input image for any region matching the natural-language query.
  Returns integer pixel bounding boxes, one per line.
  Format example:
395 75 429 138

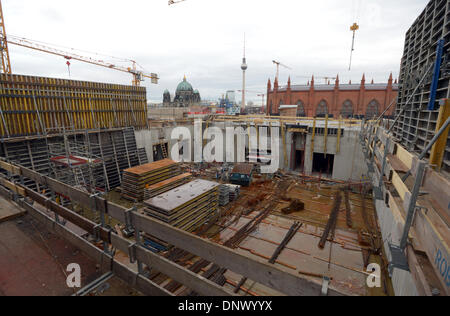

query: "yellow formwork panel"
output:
0 73 148 137
430 99 450 171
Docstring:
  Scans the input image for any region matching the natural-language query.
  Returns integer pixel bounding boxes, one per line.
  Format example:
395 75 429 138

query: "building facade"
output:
266 74 398 118
163 76 201 107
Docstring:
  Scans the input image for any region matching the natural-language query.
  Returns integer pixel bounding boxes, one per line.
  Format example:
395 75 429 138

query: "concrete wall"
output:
292 129 367 181
332 130 367 181
374 196 418 296
134 129 153 162
135 126 189 163
367 140 418 296
136 121 366 181
148 107 188 120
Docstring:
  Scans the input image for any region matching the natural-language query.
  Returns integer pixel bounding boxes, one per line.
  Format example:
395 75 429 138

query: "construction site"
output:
0 0 449 298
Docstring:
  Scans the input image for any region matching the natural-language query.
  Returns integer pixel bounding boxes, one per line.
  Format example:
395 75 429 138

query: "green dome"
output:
176 76 193 93
163 89 170 94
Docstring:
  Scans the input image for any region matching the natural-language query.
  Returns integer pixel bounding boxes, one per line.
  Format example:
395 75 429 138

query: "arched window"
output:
279 99 284 106
366 100 380 119
296 100 306 117
341 100 354 118
316 100 328 117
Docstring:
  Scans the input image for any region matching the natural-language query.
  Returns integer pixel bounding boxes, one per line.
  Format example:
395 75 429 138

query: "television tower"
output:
241 33 247 110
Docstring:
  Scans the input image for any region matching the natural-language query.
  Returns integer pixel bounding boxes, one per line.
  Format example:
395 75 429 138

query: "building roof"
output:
176 76 194 93
276 83 399 92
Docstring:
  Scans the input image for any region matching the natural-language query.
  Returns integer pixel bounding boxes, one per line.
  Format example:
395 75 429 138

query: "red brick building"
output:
266 74 398 118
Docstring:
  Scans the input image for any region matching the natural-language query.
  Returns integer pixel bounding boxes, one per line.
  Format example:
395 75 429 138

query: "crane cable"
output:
7 34 132 65
351 0 362 24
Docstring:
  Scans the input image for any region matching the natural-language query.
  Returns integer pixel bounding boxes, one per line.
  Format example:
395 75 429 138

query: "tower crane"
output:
256 93 266 112
348 0 362 70
168 0 187 5
238 89 263 102
238 89 265 111
237 89 262 94
0 1 158 86
272 60 291 81
5 35 158 86
348 22 359 71
297 75 337 84
0 0 11 74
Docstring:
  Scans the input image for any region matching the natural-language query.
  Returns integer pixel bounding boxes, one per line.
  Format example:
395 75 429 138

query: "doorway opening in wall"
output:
294 150 305 172
312 153 334 177
153 142 168 162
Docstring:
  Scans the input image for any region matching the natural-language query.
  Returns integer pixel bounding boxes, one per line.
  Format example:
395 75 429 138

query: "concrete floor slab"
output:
0 198 101 296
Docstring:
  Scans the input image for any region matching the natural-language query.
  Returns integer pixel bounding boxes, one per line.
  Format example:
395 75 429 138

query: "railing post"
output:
91 193 111 255
126 207 146 275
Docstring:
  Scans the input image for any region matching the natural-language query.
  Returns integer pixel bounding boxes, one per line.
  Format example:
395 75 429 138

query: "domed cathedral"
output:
163 89 171 104
163 76 201 107
266 73 398 119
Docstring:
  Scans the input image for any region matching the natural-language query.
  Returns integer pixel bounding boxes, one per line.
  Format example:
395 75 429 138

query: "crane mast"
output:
0 0 11 74
272 60 291 81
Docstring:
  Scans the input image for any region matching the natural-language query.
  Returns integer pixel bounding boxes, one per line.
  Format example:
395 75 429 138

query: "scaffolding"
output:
47 129 106 193
393 0 450 172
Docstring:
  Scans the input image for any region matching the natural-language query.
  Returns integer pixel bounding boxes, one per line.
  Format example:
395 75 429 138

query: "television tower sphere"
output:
241 58 248 71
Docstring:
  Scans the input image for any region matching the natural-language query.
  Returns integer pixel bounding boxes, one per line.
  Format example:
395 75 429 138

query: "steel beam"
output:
400 161 426 250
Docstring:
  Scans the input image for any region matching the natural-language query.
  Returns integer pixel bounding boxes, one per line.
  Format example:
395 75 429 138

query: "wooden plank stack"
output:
121 159 180 201
143 172 193 200
143 179 219 232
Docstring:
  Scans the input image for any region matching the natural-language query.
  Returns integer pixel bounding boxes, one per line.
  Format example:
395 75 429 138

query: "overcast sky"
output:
3 0 428 103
